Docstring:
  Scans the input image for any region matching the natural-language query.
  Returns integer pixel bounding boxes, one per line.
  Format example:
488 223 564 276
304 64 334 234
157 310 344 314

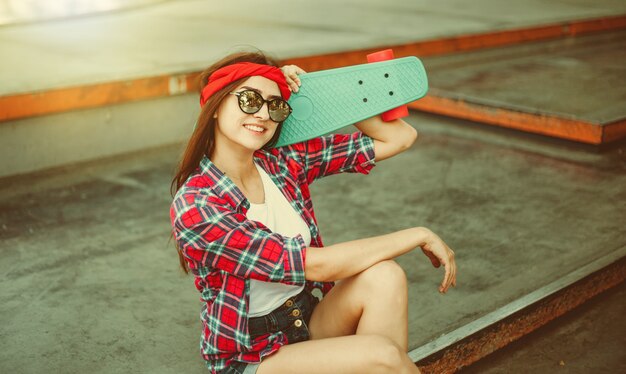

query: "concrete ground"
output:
1 110 624 373
458 280 626 374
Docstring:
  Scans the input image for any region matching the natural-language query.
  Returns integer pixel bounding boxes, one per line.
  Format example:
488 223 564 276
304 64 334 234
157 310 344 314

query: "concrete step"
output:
413 250 625 373
412 29 626 146
457 280 626 373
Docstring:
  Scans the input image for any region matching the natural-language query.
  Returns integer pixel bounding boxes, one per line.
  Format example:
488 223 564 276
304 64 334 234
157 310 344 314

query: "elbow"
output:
396 127 418 152
406 127 418 148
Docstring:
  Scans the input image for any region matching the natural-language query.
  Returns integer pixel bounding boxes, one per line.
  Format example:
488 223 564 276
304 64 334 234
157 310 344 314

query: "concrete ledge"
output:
408 95 626 145
410 247 626 373
284 14 626 71
1 15 624 123
0 73 199 123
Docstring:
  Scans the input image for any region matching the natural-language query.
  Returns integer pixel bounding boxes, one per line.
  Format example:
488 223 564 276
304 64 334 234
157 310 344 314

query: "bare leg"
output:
309 260 410 351
257 334 417 374
256 260 421 373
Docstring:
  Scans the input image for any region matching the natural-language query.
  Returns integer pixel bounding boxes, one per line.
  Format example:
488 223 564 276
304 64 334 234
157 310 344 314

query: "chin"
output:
236 128 276 150
242 139 271 152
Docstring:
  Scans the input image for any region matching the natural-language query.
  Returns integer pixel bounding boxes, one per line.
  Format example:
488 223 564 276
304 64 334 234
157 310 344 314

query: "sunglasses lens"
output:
235 90 291 122
238 91 263 113
269 99 291 122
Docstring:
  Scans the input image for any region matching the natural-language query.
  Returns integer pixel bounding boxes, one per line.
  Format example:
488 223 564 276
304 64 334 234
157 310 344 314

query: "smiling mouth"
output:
243 124 267 134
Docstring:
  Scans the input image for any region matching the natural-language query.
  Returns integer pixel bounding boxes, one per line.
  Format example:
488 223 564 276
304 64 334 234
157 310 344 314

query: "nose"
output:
253 101 271 121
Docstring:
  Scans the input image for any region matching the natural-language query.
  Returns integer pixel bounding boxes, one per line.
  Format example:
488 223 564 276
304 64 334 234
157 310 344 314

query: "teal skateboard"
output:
275 50 428 147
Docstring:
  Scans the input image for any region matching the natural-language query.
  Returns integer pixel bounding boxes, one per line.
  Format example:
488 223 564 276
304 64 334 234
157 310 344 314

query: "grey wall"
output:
0 94 199 178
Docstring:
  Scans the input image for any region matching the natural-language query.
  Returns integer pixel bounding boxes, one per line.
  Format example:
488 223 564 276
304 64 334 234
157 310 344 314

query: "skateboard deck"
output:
275 56 428 147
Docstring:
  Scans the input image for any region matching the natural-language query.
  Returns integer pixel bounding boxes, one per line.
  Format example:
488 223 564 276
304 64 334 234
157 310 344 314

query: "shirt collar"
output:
198 148 279 210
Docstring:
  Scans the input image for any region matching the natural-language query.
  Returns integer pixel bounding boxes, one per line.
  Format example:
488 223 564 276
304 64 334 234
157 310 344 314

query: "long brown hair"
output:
170 50 284 274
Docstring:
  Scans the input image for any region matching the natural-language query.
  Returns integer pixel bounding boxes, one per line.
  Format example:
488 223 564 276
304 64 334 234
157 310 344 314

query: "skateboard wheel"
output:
381 106 409 122
366 49 395 63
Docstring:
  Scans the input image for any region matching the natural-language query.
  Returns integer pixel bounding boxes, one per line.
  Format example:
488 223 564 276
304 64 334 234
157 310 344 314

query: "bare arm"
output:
354 116 418 162
305 226 456 293
281 65 455 292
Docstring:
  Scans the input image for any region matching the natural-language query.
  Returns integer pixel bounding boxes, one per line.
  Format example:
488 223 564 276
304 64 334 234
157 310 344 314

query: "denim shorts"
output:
225 287 320 374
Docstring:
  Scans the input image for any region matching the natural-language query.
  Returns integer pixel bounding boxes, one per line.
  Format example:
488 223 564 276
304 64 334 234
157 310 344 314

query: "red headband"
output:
200 62 291 107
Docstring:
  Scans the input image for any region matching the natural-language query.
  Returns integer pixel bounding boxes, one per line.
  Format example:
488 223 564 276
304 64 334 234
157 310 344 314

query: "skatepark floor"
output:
1 111 624 373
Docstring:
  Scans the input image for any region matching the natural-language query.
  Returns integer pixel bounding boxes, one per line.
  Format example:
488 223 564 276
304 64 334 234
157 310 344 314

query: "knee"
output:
360 260 408 290
367 335 407 372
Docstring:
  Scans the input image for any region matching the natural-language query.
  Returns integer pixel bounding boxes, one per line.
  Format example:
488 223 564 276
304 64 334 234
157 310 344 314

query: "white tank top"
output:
246 162 311 317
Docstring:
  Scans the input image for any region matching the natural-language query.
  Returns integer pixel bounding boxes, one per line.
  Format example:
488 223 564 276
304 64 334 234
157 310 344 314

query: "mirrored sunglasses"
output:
229 90 292 123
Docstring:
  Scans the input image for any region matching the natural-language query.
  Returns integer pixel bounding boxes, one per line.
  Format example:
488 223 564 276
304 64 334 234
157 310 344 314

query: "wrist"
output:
413 227 433 247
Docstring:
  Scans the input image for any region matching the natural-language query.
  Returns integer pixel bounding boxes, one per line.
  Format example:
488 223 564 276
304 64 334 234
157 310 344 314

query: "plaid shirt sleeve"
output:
283 131 376 184
171 191 307 285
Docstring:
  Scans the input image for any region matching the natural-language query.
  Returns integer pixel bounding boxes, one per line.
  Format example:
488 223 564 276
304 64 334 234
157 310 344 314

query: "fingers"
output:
281 65 305 93
420 240 457 294
440 249 457 294
451 250 457 288
440 262 451 294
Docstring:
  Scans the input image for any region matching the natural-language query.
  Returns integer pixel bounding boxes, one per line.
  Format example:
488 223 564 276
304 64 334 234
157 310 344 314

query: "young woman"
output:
170 50 457 374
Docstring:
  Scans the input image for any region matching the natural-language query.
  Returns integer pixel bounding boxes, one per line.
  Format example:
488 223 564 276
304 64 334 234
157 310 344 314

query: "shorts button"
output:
285 300 293 307
294 319 302 328
291 309 300 317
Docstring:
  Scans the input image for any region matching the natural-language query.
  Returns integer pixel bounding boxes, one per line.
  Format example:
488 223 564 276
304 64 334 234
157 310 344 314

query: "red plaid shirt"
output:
170 131 376 372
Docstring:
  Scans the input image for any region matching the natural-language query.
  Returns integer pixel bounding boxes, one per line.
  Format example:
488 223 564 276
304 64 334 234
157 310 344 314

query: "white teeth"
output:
244 125 265 132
